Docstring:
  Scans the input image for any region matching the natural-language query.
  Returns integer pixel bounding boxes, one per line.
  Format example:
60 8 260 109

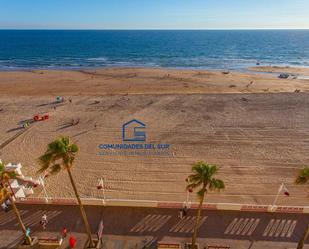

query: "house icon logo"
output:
122 119 146 142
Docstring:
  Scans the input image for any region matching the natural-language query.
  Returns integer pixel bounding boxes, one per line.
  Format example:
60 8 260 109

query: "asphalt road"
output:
1 204 309 248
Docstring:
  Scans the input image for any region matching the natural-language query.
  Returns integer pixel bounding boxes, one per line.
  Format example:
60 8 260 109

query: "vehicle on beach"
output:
33 113 49 121
56 96 64 103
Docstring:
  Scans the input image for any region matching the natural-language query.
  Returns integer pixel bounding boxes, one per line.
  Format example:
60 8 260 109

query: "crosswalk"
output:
169 216 207 233
1 208 299 240
263 219 297 238
130 214 172 233
130 215 206 234
0 209 62 228
14 209 62 228
224 218 260 236
0 210 29 226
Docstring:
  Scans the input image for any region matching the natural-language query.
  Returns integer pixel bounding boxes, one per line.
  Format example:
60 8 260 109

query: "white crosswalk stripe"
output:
224 218 260 236
13 209 62 228
169 216 207 233
0 210 28 226
263 219 297 238
130 214 171 233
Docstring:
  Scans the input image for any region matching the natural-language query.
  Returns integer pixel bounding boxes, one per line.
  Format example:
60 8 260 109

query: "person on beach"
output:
62 227 68 238
40 214 48 230
1 202 9 212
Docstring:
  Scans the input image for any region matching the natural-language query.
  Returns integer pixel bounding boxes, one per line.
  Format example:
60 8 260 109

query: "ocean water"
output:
0 30 308 71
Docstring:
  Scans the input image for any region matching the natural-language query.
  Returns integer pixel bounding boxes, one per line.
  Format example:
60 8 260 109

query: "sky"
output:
0 0 308 29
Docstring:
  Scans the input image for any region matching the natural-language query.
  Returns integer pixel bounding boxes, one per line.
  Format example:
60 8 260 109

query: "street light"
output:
97 178 106 205
39 176 49 203
271 183 290 212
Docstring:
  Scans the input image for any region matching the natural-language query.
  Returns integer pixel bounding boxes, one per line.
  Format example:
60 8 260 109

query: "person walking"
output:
62 227 68 238
40 214 48 230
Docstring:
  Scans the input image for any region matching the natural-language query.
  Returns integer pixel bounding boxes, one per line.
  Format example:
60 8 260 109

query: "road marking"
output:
263 219 297 238
169 216 207 233
130 215 171 233
224 218 260 236
13 209 62 228
0 210 28 226
281 220 291 238
287 220 297 238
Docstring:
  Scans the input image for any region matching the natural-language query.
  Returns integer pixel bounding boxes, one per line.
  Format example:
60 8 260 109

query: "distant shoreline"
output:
0 64 309 74
0 66 308 96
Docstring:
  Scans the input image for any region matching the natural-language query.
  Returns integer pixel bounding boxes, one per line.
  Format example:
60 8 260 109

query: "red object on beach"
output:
33 113 49 121
69 235 77 248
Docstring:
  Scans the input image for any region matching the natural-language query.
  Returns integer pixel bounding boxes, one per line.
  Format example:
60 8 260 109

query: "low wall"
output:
16 197 309 214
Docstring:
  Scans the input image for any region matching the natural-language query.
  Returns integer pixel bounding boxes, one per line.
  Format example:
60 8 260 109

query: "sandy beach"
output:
1 67 309 96
250 66 309 77
0 67 309 206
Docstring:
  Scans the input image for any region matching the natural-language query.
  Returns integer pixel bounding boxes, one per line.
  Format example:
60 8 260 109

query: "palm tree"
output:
186 161 225 249
38 136 95 248
295 167 309 249
0 162 32 245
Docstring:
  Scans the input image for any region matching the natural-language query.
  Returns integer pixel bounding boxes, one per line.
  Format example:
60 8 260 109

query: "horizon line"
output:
0 28 309 31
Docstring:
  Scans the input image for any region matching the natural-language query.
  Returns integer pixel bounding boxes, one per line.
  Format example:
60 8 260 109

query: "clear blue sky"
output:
0 0 308 29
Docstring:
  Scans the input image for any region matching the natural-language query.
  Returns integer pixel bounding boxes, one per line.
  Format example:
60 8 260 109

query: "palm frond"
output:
49 164 62 175
296 167 309 184
186 182 202 191
0 163 5 173
0 162 18 180
37 152 54 173
209 178 225 191
187 161 225 198
69 143 79 153
38 136 79 175
197 188 207 202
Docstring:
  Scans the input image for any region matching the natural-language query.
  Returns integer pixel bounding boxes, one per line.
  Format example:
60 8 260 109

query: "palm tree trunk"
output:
191 192 205 249
7 191 32 245
67 167 95 248
297 223 309 249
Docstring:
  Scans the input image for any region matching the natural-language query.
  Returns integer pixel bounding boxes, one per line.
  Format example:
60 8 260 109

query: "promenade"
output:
1 204 309 249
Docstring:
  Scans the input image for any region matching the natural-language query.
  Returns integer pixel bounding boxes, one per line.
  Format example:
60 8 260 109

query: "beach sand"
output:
250 66 309 77
0 67 309 206
1 67 309 96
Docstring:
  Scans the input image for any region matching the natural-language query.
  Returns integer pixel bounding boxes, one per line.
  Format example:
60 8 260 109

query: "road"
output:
0 204 309 249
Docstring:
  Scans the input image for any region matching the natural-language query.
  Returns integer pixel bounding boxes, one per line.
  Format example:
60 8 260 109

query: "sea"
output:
0 30 308 71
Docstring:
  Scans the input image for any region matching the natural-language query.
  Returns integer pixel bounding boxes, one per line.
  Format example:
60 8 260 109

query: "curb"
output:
16 197 309 214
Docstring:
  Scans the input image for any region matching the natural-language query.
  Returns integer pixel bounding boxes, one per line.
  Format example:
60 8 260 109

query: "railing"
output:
16 196 309 213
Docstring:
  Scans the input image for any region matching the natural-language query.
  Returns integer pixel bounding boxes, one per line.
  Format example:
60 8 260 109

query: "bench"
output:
207 246 230 249
38 237 63 249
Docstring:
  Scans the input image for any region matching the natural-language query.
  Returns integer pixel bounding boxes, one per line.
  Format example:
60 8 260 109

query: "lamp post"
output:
185 187 193 208
39 176 49 203
271 183 290 212
97 178 106 205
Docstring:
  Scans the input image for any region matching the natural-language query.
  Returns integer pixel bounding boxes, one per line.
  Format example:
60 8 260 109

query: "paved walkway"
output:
1 204 309 248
